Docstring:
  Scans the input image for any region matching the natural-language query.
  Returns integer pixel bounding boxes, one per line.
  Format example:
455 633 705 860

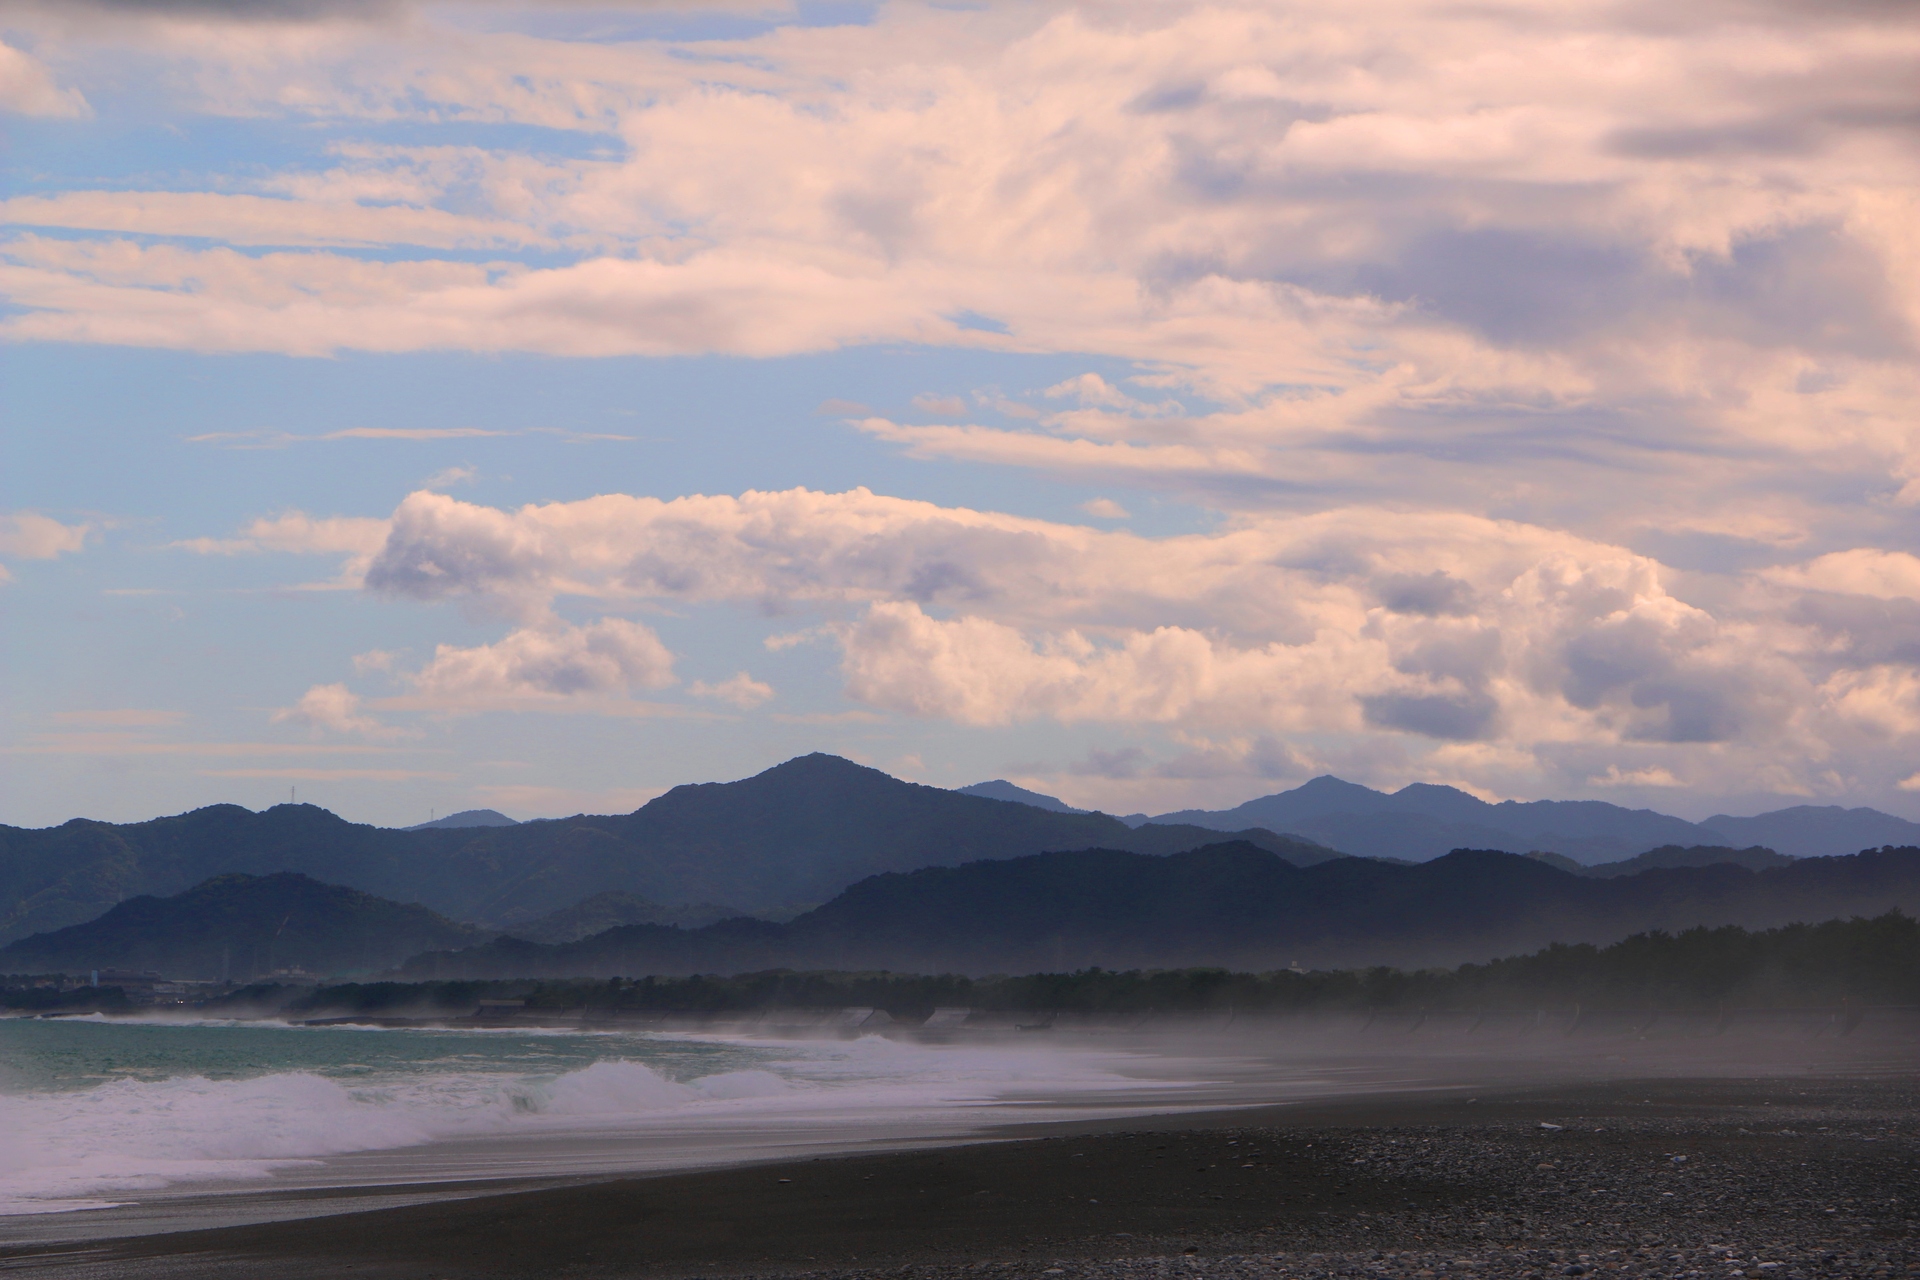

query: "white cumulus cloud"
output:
271 682 410 739
689 672 775 710
409 618 676 703
199 483 1910 798
0 512 89 560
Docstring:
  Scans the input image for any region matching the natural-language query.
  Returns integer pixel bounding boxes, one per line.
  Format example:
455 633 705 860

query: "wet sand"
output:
3 1072 1913 1279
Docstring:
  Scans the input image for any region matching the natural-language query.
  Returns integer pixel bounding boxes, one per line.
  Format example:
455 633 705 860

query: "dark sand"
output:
4 1074 1914 1279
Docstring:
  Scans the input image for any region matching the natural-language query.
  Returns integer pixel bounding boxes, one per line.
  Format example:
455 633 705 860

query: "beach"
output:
0 1074 1912 1279
0 1017 1913 1278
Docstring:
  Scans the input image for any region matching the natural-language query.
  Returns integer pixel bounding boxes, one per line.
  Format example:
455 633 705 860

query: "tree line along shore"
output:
5 910 1914 1020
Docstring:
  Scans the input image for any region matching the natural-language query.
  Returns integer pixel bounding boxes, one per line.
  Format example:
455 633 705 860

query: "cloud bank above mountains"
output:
7 0 1920 814
230 483 1920 805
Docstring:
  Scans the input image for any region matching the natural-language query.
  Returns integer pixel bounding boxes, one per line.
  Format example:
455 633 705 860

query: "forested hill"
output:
0 754 1335 944
402 843 1920 979
0 873 486 979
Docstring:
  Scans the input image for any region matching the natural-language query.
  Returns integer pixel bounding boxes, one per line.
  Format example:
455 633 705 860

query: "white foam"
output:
0 1040 1167 1217
0 1058 808 1216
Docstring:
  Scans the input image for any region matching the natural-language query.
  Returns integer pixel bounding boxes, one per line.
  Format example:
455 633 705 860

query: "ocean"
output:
0 1015 1203 1221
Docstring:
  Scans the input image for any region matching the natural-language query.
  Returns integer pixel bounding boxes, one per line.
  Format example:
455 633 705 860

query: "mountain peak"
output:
1292 775 1385 800
407 809 518 831
755 752 894 782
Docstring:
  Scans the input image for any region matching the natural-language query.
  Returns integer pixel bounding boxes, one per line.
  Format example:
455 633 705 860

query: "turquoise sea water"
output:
0 1016 769 1093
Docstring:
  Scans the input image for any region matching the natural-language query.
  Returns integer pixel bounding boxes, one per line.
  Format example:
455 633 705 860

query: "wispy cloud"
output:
689 671 774 710
6 733 412 756
322 427 512 441
200 767 455 781
48 709 187 728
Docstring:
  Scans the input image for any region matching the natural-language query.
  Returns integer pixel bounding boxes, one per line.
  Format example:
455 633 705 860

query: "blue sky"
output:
5 0 1920 828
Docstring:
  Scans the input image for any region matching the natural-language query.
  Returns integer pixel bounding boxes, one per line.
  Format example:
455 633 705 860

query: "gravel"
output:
725 1078 1917 1280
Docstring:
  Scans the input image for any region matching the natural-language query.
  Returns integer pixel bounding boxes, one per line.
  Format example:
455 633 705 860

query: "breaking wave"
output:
0 1059 798 1216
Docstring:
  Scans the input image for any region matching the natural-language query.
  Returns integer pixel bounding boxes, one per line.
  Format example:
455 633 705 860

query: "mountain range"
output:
0 755 1332 945
9 753 1920 956
10 841 1916 981
405 843 1920 978
1126 775 1920 863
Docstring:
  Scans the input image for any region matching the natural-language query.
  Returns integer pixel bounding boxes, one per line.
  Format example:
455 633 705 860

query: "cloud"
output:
49 709 187 727
1079 498 1129 519
177 510 388 557
183 426 518 448
352 648 399 673
2 0 1914 544
271 682 411 738
1764 549 1920 601
689 671 774 710
815 398 870 416
1046 374 1134 410
12 0 1920 805
0 191 545 250
175 510 390 586
911 393 968 416
0 512 89 559
5 733 404 757
408 617 676 704
261 483 1916 795
422 464 476 489
323 427 511 440
836 601 1351 730
201 767 453 781
17 0 401 17
0 41 89 117
1586 764 1683 788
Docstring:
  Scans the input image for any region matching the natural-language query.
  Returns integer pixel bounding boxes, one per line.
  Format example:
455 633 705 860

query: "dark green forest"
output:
11 909 1889 1020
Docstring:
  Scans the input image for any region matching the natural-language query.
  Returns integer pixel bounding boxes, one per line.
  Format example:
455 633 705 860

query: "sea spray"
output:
0 1021 1164 1217
0 1055 801 1215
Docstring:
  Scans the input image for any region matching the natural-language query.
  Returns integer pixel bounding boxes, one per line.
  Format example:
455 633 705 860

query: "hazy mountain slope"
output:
1581 845 1795 878
1699 806 1920 859
406 809 518 831
1148 775 1916 863
498 891 750 943
955 780 1088 813
0 754 1338 943
403 845 1920 979
0 873 486 979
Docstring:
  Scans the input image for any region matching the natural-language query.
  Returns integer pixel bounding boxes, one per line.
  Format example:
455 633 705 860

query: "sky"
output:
4 0 1920 829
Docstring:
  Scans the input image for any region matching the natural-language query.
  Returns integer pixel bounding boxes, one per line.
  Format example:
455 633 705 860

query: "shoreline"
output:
0 1071 1913 1279
7 1014 1916 1234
